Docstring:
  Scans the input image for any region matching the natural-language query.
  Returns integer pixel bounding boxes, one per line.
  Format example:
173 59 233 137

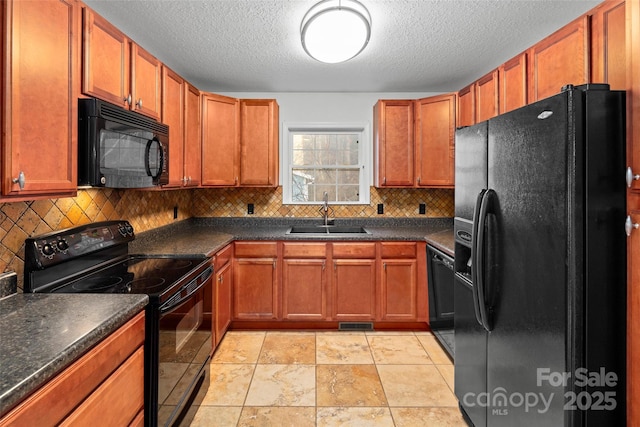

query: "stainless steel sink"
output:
286 225 371 235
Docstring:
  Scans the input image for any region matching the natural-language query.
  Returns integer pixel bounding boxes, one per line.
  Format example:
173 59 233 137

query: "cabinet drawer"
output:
331 242 376 259
214 244 233 269
381 242 417 258
234 241 278 257
60 347 144 426
283 243 327 258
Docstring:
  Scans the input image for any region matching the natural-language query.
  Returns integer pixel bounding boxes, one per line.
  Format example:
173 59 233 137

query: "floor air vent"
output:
338 322 374 331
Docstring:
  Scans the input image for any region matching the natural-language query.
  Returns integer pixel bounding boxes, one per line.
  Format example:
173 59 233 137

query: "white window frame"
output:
282 122 371 205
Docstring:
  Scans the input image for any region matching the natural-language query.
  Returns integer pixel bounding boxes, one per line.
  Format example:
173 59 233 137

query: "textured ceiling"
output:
83 0 601 93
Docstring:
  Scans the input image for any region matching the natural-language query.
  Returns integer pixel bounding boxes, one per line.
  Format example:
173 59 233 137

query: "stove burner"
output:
128 277 166 292
72 276 123 292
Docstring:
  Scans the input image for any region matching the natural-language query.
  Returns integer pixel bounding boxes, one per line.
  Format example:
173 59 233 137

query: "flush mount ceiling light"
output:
301 0 372 64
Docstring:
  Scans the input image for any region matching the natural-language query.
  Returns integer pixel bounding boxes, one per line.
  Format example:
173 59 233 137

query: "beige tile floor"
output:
186 330 466 427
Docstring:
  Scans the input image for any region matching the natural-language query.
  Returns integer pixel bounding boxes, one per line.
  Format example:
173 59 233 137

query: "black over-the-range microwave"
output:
78 98 169 188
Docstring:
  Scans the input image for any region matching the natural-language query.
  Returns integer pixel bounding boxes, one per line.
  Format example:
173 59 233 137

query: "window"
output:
283 123 370 204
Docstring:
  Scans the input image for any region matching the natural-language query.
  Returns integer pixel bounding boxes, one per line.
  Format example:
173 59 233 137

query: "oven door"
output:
155 270 212 426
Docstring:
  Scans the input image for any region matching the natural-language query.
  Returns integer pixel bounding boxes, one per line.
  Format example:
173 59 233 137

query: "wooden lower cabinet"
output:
333 258 376 321
0 311 145 427
283 259 327 320
282 243 327 320
233 242 279 320
380 258 417 321
230 240 428 326
379 242 428 322
214 245 233 348
332 242 377 321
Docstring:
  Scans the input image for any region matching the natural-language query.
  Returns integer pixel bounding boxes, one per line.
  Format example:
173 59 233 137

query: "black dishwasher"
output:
427 245 454 358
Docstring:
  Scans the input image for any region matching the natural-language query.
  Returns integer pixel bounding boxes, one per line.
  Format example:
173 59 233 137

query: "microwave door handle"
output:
145 138 165 181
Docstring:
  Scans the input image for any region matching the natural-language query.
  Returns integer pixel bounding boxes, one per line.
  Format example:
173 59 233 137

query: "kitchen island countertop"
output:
0 293 148 418
129 217 454 257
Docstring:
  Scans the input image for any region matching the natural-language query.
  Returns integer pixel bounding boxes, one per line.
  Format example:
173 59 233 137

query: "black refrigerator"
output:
453 84 626 426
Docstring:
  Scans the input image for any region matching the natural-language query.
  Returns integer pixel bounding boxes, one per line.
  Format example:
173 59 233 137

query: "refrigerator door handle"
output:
475 189 495 332
471 189 486 327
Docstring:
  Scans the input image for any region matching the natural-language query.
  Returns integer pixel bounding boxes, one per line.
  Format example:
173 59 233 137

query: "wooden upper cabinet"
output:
475 69 499 122
415 94 455 188
2 0 79 199
162 68 200 188
130 44 162 119
239 99 279 187
590 0 626 90
528 15 590 102
456 83 475 128
184 82 201 187
82 8 161 120
373 100 415 187
82 9 129 108
201 93 240 186
161 67 185 188
499 53 528 114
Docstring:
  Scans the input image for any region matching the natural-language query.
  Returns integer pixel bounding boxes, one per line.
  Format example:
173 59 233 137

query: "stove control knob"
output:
41 243 54 257
125 224 134 235
56 239 69 251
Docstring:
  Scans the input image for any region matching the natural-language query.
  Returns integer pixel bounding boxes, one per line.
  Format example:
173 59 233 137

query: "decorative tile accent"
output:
191 186 454 218
0 185 453 290
0 189 192 290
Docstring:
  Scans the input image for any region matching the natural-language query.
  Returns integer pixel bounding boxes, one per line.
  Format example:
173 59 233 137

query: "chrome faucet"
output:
323 191 329 226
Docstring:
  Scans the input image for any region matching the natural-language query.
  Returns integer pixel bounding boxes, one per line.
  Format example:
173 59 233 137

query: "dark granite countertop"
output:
129 217 454 257
0 293 148 417
425 229 455 257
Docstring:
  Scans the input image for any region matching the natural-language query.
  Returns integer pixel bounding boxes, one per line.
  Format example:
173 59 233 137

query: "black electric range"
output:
23 221 213 427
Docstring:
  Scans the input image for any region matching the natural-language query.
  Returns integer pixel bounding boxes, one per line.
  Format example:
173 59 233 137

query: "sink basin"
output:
286 225 371 235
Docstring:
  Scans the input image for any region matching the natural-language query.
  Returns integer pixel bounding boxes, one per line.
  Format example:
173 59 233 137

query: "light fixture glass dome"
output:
301 0 372 64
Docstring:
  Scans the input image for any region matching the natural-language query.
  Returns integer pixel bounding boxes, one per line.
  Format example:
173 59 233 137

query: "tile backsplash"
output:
1 186 452 290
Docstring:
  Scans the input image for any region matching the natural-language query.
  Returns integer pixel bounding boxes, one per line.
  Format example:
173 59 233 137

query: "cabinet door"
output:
628 210 640 426
282 259 327 320
130 43 161 120
373 100 414 187
184 82 201 187
590 0 625 90
380 259 417 321
628 0 640 192
415 94 455 188
202 93 239 186
239 99 279 186
82 8 130 109
161 67 185 187
499 53 528 114
332 259 376 321
475 70 499 123
456 83 475 127
214 261 232 347
528 16 589 102
233 258 278 320
2 0 79 198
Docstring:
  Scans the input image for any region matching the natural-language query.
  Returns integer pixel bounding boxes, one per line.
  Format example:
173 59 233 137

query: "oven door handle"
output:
160 266 213 313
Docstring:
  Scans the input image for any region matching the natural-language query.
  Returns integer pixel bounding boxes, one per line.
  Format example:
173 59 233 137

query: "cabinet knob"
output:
12 171 25 190
626 167 640 188
124 94 132 105
135 98 143 109
625 215 639 237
